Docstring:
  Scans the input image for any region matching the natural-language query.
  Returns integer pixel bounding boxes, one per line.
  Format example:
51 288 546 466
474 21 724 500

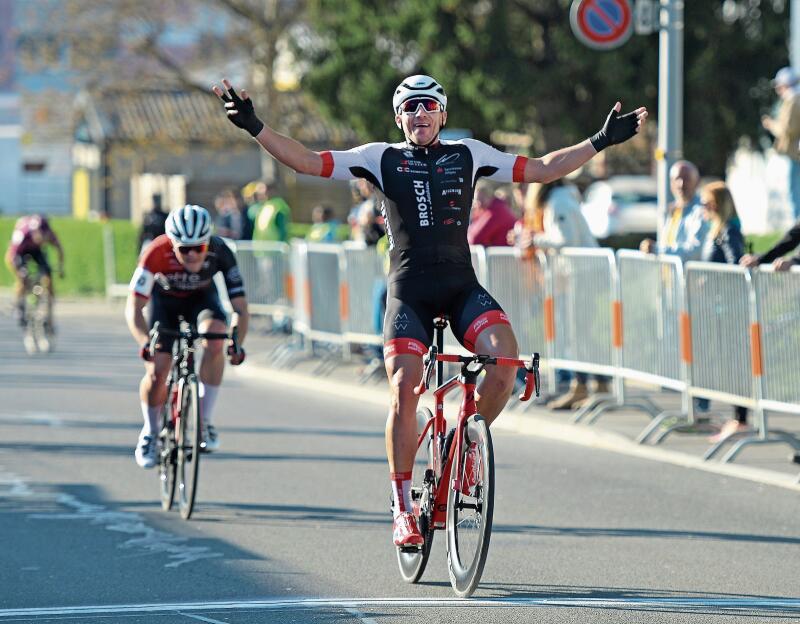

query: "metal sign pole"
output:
656 0 683 249
792 0 800 71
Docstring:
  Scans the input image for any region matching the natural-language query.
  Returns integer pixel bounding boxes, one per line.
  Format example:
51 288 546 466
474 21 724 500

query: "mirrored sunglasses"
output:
398 98 444 114
177 243 208 255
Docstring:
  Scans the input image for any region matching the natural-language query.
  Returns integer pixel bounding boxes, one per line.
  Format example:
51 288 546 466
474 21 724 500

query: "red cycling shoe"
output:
393 511 424 547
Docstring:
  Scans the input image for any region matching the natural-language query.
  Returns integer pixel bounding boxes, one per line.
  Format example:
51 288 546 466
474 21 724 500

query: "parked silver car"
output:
580 176 659 240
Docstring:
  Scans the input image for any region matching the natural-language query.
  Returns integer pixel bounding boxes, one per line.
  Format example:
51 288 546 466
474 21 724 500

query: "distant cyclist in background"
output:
214 74 647 547
5 214 64 329
125 204 249 469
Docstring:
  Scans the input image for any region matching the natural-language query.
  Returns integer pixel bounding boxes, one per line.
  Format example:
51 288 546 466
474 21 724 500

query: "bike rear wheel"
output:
446 414 494 597
177 375 202 519
158 399 177 511
397 408 437 583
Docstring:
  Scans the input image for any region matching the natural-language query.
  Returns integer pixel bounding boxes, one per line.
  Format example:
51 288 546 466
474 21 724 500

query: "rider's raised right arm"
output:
254 126 325 176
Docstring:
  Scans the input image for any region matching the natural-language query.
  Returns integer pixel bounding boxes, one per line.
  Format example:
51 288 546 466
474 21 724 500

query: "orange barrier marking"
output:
750 322 763 377
285 274 294 302
612 300 623 348
544 297 554 342
340 283 349 321
680 312 692 364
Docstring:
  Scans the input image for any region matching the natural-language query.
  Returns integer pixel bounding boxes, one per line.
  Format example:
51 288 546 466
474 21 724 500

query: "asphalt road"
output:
1 302 799 623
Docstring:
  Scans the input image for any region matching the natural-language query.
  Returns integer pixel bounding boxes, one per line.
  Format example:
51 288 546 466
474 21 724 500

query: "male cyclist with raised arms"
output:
213 75 647 546
125 205 249 468
5 214 64 329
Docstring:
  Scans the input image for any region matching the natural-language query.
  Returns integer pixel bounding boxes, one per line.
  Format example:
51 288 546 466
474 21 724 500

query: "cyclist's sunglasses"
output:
176 243 208 255
397 98 444 114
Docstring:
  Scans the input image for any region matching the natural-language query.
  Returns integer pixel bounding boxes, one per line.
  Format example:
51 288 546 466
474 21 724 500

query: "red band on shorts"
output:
320 151 334 178
512 156 528 183
384 338 427 358
391 471 412 481
463 310 511 352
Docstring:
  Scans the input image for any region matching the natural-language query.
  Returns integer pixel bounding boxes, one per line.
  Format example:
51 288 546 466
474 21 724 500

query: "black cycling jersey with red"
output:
129 234 245 300
320 139 527 278
318 139 526 356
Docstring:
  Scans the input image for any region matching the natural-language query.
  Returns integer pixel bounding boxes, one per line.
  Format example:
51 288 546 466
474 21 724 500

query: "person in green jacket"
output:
251 182 292 243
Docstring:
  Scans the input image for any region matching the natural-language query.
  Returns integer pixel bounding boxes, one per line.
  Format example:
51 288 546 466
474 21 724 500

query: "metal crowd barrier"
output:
232 240 292 318
230 238 799 468
615 252 701 443
755 266 800 414
340 242 384 347
685 263 800 462
484 248 556 395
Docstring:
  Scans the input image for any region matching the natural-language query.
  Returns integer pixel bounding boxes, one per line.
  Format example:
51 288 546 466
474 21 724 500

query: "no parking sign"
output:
570 0 634 50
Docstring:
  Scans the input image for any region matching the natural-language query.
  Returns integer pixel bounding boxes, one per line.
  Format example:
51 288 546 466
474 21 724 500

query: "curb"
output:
232 361 800 493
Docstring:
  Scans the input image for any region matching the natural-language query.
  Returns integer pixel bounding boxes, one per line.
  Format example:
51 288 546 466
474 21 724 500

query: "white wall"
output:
727 147 795 234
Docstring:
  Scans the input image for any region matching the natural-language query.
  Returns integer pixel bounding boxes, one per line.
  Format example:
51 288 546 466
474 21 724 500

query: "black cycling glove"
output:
219 85 264 137
589 105 639 152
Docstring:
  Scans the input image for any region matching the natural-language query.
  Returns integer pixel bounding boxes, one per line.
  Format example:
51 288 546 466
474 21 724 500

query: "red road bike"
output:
396 318 539 597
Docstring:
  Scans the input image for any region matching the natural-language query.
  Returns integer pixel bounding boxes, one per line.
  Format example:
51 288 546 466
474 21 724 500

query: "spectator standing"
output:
138 193 168 254
762 67 800 220
696 182 749 441
467 180 517 246
357 180 385 246
306 205 339 243
252 182 292 243
240 181 259 240
214 188 244 239
639 160 708 261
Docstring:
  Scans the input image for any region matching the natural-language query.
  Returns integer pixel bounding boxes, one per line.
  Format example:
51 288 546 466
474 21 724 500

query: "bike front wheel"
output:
177 375 202 519
397 408 437 583
446 414 494 598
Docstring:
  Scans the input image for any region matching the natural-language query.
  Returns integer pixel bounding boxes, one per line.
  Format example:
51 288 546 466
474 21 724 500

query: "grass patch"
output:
0 216 139 295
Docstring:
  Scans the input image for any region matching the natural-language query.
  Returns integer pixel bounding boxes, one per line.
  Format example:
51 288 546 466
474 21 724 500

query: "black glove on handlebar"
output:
228 344 246 366
590 105 639 152
139 343 153 362
218 85 264 137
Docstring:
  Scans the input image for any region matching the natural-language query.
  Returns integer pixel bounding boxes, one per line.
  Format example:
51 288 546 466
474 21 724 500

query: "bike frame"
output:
419 364 482 528
414 320 540 530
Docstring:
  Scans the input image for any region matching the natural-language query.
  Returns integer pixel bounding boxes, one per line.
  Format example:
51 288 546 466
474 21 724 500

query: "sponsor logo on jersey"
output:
478 293 492 307
403 150 414 158
163 272 206 289
413 180 432 227
442 218 457 226
226 266 242 283
435 153 460 166
394 312 409 331
441 188 462 196
408 341 425 354
472 316 489 333
396 166 427 174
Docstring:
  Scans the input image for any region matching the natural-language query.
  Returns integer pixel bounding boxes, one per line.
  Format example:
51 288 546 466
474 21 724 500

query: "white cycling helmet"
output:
165 204 211 245
392 75 447 113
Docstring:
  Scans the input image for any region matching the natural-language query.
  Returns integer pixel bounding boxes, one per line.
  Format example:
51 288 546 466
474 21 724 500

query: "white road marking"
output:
179 613 230 624
343 605 381 624
0 411 65 426
0 466 222 568
0 596 798 618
